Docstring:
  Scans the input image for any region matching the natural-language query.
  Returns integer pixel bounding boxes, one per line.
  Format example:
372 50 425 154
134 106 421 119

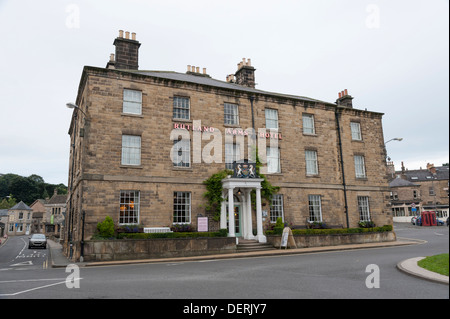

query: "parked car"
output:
28 233 47 249
436 218 445 226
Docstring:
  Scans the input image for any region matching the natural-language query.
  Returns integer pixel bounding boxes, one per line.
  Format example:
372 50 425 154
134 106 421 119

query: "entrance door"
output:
234 205 242 237
227 204 242 237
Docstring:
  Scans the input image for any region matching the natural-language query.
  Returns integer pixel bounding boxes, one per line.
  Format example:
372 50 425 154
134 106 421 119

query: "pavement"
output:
46 237 448 285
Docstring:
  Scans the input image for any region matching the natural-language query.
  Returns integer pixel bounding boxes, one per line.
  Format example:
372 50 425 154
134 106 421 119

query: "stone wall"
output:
82 236 237 261
267 231 396 248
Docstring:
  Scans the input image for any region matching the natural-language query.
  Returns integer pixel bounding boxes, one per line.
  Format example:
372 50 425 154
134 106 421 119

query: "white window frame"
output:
172 138 191 168
308 195 322 222
267 147 280 174
225 143 241 170
173 192 191 224
123 89 142 115
173 96 190 120
119 190 140 225
302 114 315 134
305 150 318 175
270 194 284 223
358 196 370 221
265 108 279 130
350 122 362 141
354 155 366 178
224 103 239 125
121 135 141 166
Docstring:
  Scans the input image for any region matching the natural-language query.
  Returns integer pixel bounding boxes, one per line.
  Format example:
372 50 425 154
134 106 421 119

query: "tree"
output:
0 194 17 209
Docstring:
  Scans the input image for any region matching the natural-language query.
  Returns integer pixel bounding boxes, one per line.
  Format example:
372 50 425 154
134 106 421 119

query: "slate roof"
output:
10 201 32 211
133 70 329 105
399 166 449 182
47 194 67 205
389 177 419 188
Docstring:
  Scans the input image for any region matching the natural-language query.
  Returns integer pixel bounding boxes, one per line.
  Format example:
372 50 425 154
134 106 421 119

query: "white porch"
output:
220 177 266 243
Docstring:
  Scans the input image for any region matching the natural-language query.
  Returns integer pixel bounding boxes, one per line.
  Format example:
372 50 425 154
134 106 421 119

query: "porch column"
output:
255 187 266 243
228 187 235 237
245 189 254 239
220 190 227 230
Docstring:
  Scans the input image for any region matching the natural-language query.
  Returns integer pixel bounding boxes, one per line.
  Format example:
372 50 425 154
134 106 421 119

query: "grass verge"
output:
417 253 449 276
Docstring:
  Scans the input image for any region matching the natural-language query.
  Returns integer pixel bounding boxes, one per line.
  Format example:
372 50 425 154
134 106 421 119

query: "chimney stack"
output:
427 163 437 175
336 89 353 108
186 64 210 77
234 58 256 88
111 30 141 70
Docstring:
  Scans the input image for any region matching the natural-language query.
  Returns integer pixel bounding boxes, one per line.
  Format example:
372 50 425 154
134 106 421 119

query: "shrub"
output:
96 216 115 238
271 217 283 235
117 230 227 240
265 225 393 236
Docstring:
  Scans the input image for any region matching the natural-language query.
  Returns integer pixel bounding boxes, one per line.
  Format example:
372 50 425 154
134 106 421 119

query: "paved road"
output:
0 235 48 272
0 224 448 300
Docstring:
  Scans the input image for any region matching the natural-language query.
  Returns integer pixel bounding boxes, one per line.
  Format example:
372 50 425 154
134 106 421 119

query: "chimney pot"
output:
203 68 206 74
338 92 342 98
196 67 200 73
344 89 348 96
125 31 130 39
119 30 124 38
110 53 115 62
187 65 191 72
131 32 136 40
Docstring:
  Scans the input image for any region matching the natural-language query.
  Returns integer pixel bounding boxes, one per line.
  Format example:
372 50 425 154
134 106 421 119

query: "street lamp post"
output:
385 137 403 144
65 102 87 261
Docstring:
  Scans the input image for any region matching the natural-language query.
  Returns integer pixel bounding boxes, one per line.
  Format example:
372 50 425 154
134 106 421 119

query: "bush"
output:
96 216 115 238
273 217 284 235
265 225 393 236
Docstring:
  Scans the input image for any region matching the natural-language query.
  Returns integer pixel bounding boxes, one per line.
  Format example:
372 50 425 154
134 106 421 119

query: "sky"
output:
0 0 448 185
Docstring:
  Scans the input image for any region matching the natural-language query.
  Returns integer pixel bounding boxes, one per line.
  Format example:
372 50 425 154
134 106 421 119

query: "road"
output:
0 223 448 300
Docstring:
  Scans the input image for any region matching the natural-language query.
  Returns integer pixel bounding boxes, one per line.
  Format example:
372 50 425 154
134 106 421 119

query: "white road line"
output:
0 278 82 296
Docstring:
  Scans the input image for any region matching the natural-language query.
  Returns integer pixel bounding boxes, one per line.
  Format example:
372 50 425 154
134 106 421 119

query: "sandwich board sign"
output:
280 227 297 249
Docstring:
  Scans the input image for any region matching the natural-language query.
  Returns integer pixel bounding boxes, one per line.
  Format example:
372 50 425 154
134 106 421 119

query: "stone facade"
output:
65 31 392 260
390 163 449 221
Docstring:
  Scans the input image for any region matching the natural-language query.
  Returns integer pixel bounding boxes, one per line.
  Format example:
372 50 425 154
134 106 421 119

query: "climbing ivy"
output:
202 153 279 222
203 169 233 221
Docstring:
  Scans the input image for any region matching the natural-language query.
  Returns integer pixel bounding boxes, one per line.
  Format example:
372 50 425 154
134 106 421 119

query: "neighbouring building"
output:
30 190 67 239
30 199 46 234
6 201 33 236
389 162 449 222
65 30 392 260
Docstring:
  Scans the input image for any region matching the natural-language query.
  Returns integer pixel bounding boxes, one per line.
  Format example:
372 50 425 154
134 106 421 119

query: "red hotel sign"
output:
173 123 282 140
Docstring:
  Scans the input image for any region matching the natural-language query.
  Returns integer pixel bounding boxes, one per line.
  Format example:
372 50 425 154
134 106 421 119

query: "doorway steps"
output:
236 239 276 253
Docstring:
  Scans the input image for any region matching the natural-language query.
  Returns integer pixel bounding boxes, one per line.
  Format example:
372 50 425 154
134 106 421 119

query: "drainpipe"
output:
335 107 350 228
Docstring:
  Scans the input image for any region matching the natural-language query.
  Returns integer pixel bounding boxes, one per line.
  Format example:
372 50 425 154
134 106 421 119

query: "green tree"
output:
0 194 17 209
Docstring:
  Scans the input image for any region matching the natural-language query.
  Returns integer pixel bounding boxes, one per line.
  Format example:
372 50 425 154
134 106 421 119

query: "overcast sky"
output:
0 0 448 185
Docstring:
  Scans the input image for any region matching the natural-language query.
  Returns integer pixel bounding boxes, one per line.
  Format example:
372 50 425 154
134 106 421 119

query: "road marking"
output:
10 261 33 267
0 278 83 296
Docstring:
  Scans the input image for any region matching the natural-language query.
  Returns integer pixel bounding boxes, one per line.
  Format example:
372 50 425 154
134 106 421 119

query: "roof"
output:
10 201 32 211
47 194 67 205
133 70 329 104
399 166 449 182
77 66 384 117
389 177 419 188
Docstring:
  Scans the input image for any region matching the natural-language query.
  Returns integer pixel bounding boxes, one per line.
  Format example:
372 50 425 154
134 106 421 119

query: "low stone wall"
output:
82 237 237 262
267 231 396 248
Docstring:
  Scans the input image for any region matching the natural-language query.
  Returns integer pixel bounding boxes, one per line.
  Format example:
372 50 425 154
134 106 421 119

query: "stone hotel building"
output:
65 31 392 259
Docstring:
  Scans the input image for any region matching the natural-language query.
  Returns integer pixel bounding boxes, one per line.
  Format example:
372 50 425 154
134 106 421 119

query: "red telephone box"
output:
421 211 437 226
